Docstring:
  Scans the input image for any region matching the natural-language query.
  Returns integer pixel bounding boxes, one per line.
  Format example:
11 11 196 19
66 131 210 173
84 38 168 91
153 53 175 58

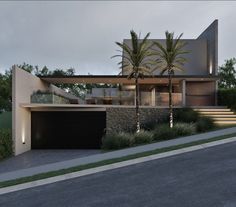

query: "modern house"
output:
13 20 221 155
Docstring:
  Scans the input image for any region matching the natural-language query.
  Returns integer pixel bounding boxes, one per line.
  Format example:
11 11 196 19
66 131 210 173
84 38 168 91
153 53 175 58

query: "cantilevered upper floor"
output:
123 20 218 76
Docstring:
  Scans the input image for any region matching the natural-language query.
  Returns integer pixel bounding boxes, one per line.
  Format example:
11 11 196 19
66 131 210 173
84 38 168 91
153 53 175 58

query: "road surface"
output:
1 142 236 207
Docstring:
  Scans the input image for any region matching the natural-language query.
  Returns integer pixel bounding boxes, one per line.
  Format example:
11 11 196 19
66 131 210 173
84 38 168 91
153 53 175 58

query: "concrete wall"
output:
106 107 168 133
12 66 78 155
123 39 208 76
197 20 218 75
12 66 48 155
122 20 218 76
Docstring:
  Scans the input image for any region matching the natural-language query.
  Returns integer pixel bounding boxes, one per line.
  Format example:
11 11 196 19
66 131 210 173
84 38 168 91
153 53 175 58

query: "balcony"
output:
85 88 182 106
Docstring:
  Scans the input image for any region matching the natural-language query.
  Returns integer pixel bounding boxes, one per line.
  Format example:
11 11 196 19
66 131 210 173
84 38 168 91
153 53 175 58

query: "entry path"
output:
1 141 236 207
0 127 236 182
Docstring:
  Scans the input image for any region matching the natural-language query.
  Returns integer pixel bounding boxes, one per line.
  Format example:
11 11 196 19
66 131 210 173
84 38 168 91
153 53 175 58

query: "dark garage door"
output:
31 111 106 149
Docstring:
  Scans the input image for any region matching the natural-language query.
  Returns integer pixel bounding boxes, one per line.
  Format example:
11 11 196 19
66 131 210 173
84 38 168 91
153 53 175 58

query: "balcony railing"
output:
85 88 182 106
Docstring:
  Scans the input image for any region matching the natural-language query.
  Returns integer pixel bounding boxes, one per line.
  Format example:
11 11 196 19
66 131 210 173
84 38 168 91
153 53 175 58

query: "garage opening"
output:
31 111 106 149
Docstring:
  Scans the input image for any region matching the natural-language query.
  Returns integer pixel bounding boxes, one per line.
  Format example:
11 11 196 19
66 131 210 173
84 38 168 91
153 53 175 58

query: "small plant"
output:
175 108 199 123
0 129 12 160
141 119 158 131
153 124 177 141
173 123 196 136
134 130 154 145
196 116 215 132
153 123 196 141
101 132 134 150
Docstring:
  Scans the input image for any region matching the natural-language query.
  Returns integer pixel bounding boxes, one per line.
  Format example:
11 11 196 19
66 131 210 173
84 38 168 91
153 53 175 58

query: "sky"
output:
0 1 235 75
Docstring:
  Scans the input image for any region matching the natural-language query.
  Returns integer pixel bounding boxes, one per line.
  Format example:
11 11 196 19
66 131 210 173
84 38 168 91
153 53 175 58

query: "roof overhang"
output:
39 75 219 85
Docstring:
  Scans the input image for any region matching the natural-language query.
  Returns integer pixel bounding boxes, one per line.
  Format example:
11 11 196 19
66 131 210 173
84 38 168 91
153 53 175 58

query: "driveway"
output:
0 150 100 174
1 142 236 207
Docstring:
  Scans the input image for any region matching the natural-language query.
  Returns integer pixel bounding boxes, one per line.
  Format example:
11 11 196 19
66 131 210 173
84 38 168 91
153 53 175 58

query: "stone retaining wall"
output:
106 107 169 133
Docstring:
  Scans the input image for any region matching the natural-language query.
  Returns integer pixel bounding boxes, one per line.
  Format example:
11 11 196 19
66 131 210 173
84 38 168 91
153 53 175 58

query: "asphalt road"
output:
1 142 236 207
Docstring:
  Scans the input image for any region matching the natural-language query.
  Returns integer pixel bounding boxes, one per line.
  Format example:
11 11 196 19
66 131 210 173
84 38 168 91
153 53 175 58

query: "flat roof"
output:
39 75 219 84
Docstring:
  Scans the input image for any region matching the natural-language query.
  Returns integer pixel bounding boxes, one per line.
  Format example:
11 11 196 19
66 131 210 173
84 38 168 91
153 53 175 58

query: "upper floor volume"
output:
123 19 218 77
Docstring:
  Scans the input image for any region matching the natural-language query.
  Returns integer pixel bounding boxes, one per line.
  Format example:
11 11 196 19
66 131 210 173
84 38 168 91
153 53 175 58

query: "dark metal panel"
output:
31 111 106 149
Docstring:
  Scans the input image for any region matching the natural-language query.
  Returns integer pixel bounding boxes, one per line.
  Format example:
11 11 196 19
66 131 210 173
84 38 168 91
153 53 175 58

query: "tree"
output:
153 31 188 128
113 30 155 132
0 72 11 111
218 58 236 89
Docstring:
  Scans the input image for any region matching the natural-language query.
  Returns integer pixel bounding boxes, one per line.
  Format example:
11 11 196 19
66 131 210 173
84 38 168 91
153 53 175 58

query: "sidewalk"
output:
0 126 236 182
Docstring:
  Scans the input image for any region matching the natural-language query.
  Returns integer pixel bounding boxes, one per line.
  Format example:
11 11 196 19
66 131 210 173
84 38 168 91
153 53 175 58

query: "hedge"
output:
218 88 236 110
0 129 12 160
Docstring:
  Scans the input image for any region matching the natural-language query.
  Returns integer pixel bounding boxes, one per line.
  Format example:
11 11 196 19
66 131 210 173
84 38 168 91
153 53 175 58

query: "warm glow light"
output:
122 85 135 90
209 63 212 74
22 125 25 144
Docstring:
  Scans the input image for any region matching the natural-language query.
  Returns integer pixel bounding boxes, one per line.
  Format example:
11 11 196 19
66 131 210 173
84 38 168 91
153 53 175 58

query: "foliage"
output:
218 58 236 89
196 117 215 132
134 130 154 145
218 88 236 110
153 123 196 141
101 132 134 150
173 123 196 136
0 73 11 111
0 112 12 129
113 30 155 132
0 129 12 160
153 124 177 140
152 31 188 128
174 108 199 123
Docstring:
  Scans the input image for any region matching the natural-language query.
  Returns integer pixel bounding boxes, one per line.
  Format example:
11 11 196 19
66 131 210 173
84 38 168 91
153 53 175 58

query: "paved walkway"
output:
0 127 236 182
0 150 100 174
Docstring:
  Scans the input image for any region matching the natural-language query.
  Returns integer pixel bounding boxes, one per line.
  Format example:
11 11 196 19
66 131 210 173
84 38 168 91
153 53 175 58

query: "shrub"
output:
153 124 177 141
196 116 215 132
153 123 196 141
134 130 154 145
218 88 236 109
0 129 12 160
174 123 196 136
101 132 134 150
174 108 199 123
141 119 158 131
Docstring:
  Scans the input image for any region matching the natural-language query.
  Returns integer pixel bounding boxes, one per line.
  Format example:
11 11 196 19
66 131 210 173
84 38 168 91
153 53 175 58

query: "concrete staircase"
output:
194 107 236 125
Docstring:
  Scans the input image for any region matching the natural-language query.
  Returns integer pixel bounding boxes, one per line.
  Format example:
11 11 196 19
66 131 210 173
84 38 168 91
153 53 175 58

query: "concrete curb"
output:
0 136 236 195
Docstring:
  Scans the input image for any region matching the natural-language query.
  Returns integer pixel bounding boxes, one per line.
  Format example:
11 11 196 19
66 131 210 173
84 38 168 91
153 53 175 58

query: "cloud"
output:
0 1 235 74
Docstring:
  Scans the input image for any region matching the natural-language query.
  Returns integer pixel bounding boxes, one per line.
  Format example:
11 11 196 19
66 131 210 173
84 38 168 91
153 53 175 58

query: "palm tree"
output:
153 31 188 128
112 30 155 132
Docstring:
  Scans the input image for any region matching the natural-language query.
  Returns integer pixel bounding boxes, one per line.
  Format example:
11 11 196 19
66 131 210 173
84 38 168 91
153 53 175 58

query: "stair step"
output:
214 121 236 124
198 111 234 115
194 108 231 112
192 106 228 109
201 114 236 118
213 117 236 121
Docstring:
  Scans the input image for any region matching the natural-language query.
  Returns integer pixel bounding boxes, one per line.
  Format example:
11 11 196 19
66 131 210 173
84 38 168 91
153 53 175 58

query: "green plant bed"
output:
101 132 134 150
0 128 12 160
196 116 215 132
153 123 196 141
31 92 69 104
218 88 236 109
134 130 154 145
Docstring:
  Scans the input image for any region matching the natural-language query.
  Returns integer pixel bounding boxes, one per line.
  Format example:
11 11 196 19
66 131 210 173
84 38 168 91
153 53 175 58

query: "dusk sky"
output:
0 1 235 74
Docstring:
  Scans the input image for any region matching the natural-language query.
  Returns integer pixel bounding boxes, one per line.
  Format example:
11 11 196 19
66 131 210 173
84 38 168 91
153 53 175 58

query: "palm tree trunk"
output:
135 77 140 132
168 70 173 128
